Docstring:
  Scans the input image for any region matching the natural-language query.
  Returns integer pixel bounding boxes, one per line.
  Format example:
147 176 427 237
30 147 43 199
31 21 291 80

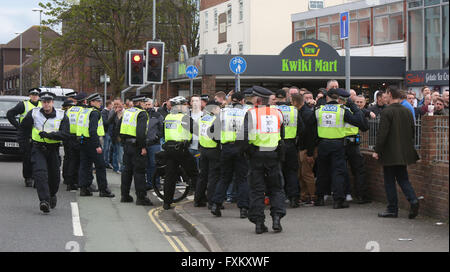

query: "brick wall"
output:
361 116 449 220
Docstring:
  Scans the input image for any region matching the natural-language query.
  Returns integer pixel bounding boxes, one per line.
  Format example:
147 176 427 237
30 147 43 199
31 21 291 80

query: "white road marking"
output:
70 202 84 237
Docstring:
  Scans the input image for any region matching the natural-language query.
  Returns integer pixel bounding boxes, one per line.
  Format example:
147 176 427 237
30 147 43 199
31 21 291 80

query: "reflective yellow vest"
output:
31 107 64 144
248 106 282 148
20 100 42 123
220 106 245 144
316 104 347 139
164 113 192 142
76 107 105 137
271 105 298 139
344 108 359 136
199 114 217 148
120 107 148 137
66 105 83 135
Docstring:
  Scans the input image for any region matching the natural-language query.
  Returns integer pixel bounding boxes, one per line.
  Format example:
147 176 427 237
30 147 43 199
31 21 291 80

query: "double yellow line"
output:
148 206 190 252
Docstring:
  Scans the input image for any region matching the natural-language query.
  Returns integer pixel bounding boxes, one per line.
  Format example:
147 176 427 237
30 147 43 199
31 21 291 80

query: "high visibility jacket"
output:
248 106 282 148
66 105 83 135
271 105 298 139
315 104 347 139
76 107 105 137
344 107 359 136
120 107 148 137
31 107 64 144
20 100 42 123
220 106 245 144
164 113 192 142
199 114 217 148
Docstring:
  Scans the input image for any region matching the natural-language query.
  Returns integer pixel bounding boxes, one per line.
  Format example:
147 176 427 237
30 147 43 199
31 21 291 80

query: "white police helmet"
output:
169 96 188 105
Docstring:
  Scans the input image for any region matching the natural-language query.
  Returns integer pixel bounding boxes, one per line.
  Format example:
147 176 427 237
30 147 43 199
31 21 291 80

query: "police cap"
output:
337 88 350 98
251 86 273 98
231 92 244 102
131 95 147 102
39 92 56 101
65 91 78 98
73 92 88 101
28 88 41 95
86 93 102 102
62 99 75 108
200 94 210 101
275 89 286 99
243 88 254 97
327 88 339 97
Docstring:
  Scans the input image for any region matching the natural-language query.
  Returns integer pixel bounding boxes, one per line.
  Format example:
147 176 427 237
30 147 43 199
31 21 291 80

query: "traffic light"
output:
128 50 144 86
145 41 165 84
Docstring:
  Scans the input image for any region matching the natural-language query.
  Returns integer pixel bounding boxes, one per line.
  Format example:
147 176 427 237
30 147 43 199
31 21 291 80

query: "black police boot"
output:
67 184 78 191
99 188 115 198
211 203 222 217
24 178 33 187
378 210 398 218
255 220 268 234
333 199 350 209
80 187 93 197
49 196 57 209
40 201 50 214
88 184 99 193
120 195 134 203
289 197 300 208
408 201 420 219
163 203 171 210
194 202 207 207
136 197 153 206
272 215 282 233
240 208 248 219
314 196 325 206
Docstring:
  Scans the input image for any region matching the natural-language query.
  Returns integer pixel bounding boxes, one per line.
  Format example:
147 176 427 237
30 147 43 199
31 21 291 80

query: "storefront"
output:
167 39 406 101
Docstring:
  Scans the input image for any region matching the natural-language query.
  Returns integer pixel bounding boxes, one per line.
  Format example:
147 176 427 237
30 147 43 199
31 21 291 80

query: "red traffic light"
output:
132 54 142 63
149 47 159 56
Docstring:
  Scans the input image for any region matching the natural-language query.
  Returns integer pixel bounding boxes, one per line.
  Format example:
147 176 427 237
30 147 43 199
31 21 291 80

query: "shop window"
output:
408 9 424 70
425 6 441 69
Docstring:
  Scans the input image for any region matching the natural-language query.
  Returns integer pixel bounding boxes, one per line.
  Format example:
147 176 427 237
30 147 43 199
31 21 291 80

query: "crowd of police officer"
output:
7 81 370 234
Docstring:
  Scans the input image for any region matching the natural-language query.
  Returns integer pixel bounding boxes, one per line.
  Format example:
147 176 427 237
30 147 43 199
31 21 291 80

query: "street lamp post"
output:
32 8 43 87
15 32 23 96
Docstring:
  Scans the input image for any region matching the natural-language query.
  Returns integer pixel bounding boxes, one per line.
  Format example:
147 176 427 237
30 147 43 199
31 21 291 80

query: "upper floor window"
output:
204 11 208 31
374 2 404 44
239 0 244 21
227 4 232 24
294 18 316 41
214 9 218 28
349 8 371 47
318 14 341 48
309 0 324 10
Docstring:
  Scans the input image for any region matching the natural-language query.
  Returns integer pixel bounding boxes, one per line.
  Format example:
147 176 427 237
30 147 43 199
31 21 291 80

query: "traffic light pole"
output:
152 0 157 101
121 86 133 102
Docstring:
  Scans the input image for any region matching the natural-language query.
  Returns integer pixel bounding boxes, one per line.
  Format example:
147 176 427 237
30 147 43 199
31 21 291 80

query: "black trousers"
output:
22 140 33 179
316 139 347 201
383 165 418 213
195 147 221 205
62 143 70 185
31 144 61 202
345 143 368 199
121 142 148 199
78 140 107 191
164 147 198 205
212 144 249 209
281 140 300 198
248 151 286 223
66 139 80 187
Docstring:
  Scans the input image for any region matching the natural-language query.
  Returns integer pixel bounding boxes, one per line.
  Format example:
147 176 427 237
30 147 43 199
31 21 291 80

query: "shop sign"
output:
406 70 449 86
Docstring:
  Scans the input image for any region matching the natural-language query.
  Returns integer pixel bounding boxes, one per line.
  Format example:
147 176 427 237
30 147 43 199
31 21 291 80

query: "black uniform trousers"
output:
212 144 249 209
22 140 33 179
164 146 199 205
121 142 148 199
248 150 286 223
78 139 107 191
281 140 300 199
66 137 80 187
316 139 348 201
344 142 368 199
62 142 70 185
195 147 221 206
31 143 61 202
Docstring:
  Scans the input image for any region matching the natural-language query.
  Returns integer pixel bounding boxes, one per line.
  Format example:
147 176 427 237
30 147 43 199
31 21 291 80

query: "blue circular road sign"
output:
186 65 198 79
229 57 247 75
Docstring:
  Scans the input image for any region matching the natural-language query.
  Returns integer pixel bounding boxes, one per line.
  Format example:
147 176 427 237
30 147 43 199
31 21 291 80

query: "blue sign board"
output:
186 65 198 79
340 12 349 40
229 57 247 75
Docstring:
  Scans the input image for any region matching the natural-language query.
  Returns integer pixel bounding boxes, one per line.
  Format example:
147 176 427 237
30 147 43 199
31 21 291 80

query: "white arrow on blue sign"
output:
186 65 198 79
340 12 349 40
229 57 247 75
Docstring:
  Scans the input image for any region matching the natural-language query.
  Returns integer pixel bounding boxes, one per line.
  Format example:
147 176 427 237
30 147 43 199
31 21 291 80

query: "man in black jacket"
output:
145 98 164 191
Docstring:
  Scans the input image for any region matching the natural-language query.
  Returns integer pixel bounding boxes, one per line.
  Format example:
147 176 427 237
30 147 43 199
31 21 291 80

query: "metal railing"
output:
434 117 449 163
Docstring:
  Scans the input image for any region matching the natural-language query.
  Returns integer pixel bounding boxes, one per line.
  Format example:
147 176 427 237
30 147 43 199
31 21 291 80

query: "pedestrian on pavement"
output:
272 89 305 208
373 86 420 219
243 86 286 234
211 92 250 219
7 88 42 187
313 88 366 209
77 93 115 198
118 95 152 206
145 98 164 191
17 92 70 213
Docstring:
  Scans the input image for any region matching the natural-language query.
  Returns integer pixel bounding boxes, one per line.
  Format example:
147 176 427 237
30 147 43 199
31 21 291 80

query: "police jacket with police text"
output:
7 100 40 129
18 107 70 147
118 106 149 149
274 102 305 145
162 111 194 144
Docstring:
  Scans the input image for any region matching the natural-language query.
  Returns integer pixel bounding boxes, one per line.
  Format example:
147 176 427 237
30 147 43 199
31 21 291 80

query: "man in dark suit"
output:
373 86 420 219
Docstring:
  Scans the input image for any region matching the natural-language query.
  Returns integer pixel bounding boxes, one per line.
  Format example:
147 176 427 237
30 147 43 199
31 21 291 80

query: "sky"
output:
0 0 57 44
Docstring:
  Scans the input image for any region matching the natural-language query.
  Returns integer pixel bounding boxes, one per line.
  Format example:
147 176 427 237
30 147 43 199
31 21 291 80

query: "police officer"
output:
162 96 198 210
77 93 115 198
119 95 153 206
211 92 250 219
65 91 78 103
17 92 70 213
194 100 221 208
338 91 371 204
243 86 286 234
62 99 75 189
313 88 365 209
272 89 305 208
7 88 42 187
